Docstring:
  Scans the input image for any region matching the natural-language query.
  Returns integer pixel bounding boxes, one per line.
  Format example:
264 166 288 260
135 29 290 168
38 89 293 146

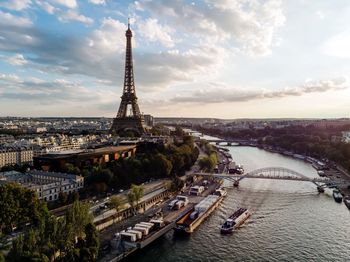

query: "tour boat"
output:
333 189 343 203
221 208 250 234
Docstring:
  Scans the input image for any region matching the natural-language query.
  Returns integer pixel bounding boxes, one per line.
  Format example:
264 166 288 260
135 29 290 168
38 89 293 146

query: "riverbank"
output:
123 142 350 262
195 131 350 199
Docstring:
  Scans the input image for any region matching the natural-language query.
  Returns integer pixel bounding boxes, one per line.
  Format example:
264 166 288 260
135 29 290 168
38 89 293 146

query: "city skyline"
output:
1 0 350 118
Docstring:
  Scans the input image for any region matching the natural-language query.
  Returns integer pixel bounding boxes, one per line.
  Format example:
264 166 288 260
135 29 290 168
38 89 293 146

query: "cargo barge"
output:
175 190 226 233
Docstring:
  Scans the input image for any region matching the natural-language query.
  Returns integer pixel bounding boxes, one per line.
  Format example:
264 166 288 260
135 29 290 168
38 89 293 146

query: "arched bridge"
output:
199 167 336 189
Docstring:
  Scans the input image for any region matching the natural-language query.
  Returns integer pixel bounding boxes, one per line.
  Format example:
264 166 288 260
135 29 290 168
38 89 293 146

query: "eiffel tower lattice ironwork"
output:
110 21 145 135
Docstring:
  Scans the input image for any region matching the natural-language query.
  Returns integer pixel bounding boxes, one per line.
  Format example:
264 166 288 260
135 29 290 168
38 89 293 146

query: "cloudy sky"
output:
0 0 350 118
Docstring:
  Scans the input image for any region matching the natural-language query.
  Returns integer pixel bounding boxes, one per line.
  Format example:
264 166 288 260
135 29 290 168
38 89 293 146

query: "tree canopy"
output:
7 200 99 262
0 183 49 235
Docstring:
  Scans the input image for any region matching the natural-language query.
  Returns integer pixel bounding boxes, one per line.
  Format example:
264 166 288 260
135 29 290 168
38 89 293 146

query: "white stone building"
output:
0 146 33 168
0 170 84 202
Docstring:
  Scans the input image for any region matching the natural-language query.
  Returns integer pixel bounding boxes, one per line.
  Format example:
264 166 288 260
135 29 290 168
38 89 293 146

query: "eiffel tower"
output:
110 21 145 136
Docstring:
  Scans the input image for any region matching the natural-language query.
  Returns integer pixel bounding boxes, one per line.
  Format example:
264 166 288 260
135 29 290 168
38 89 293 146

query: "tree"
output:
65 201 93 240
58 192 68 205
175 126 184 136
127 191 136 210
198 152 217 172
109 195 125 213
169 176 184 192
65 163 81 175
154 153 173 177
0 183 48 235
127 184 144 212
7 200 97 262
80 223 99 261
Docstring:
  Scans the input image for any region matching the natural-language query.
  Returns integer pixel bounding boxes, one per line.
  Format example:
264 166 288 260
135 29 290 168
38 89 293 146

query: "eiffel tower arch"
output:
110 22 145 136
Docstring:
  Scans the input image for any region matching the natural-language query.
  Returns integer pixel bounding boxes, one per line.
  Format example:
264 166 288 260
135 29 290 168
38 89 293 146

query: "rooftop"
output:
37 145 136 159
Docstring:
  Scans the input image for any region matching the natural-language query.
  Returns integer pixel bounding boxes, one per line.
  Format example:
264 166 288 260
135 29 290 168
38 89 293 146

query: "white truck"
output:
120 232 137 242
189 186 205 196
150 219 165 229
168 199 178 210
126 230 142 240
133 226 149 236
174 195 189 209
140 222 154 231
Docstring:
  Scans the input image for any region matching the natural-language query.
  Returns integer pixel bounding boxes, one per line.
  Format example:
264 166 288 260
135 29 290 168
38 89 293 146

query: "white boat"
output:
221 208 250 234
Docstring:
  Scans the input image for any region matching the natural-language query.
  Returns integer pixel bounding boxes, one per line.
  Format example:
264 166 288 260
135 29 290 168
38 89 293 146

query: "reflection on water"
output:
127 141 350 262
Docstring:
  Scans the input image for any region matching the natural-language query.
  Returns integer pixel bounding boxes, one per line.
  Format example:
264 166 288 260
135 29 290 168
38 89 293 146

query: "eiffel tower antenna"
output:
110 21 145 136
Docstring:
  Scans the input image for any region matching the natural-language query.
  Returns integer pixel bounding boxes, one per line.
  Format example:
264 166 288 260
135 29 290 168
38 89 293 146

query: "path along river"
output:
126 134 350 262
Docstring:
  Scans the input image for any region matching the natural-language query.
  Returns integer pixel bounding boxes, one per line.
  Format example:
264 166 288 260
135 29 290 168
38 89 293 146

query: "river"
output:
126 134 350 261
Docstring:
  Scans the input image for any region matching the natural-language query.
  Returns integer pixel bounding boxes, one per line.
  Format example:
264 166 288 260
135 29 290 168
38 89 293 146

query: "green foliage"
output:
150 124 168 136
68 137 198 196
7 200 98 262
0 183 49 235
109 195 125 212
196 124 350 172
127 184 144 210
0 164 31 173
127 190 136 209
168 176 185 192
175 126 184 136
81 223 99 261
65 163 81 175
66 201 93 239
198 153 217 172
58 191 68 205
154 153 173 177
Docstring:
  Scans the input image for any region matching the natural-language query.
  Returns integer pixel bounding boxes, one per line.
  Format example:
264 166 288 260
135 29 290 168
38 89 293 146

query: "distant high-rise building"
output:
110 21 145 136
144 114 154 128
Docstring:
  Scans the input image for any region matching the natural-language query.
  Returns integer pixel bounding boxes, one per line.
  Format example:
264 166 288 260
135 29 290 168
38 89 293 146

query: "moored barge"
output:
175 191 225 233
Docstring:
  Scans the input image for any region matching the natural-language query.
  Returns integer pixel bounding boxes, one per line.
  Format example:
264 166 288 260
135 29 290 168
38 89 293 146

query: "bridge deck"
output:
202 173 328 182
198 166 330 184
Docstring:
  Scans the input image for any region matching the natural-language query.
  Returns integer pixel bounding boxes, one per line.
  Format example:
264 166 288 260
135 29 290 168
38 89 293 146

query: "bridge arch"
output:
243 167 311 181
199 166 330 190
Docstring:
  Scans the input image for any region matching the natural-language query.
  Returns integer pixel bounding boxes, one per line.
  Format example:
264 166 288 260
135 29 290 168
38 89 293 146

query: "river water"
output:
126 135 350 262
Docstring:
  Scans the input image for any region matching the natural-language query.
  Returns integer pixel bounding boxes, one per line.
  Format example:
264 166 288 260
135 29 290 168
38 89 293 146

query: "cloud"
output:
57 9 94 25
0 14 225 91
134 0 285 56
6 54 28 66
321 30 350 58
316 10 325 20
0 74 99 103
168 77 349 104
50 0 77 9
0 74 22 83
87 17 126 53
88 0 106 5
35 1 93 25
137 18 174 48
0 11 38 53
36 0 56 14
0 0 32 11
0 10 33 27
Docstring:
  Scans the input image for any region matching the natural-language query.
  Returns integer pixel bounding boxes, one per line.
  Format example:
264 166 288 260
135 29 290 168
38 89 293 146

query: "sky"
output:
0 0 350 119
